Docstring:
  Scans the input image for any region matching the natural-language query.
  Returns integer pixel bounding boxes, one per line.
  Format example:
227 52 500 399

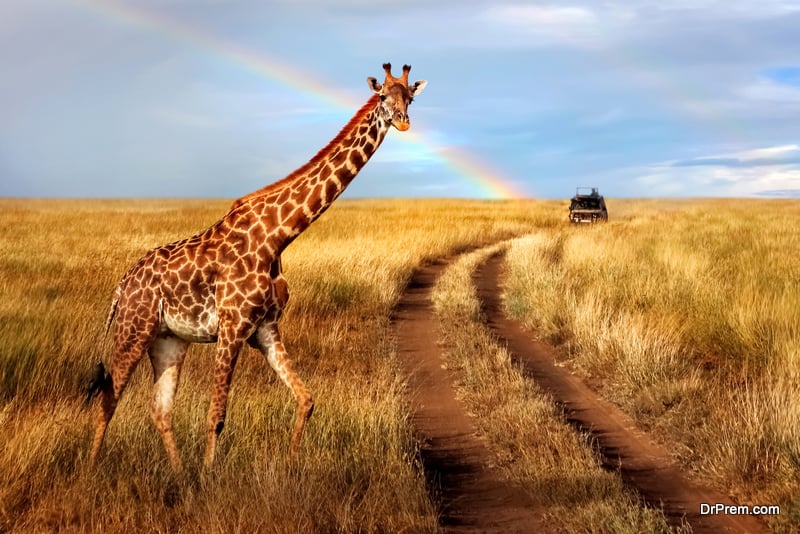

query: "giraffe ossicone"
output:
87 62 427 472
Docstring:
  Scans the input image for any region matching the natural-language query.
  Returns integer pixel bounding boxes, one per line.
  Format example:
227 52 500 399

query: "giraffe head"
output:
366 62 427 132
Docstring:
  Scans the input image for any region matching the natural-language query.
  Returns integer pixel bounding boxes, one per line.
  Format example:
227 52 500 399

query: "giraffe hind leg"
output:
89 340 149 466
148 335 190 473
89 298 160 466
253 323 314 458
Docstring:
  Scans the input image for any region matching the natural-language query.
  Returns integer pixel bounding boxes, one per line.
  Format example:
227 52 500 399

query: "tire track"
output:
474 251 769 534
393 257 542 533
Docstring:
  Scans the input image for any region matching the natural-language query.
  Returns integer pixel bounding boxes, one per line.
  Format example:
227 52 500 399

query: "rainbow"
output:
69 0 528 199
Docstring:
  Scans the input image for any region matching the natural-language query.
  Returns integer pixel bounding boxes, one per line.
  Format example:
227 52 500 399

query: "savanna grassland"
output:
0 198 554 533
0 197 797 532
501 198 800 531
431 242 682 533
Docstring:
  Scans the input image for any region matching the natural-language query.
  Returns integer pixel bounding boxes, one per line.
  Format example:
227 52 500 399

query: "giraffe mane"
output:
232 93 381 207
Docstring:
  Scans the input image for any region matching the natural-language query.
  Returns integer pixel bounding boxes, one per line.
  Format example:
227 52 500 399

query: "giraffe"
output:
87 63 427 472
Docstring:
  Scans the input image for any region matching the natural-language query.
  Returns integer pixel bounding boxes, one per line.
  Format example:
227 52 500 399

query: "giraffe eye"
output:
380 95 386 102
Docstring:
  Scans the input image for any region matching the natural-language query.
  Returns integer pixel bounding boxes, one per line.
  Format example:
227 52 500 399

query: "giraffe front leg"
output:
204 335 244 469
148 335 189 473
254 322 314 458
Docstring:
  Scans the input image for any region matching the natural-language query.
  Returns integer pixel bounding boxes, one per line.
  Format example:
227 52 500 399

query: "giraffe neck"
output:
234 94 389 251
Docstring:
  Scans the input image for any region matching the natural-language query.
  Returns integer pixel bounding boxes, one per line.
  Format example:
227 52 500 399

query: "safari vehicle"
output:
569 187 608 224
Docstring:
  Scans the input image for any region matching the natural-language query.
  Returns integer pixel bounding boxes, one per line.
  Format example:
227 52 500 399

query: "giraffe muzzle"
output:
395 121 410 131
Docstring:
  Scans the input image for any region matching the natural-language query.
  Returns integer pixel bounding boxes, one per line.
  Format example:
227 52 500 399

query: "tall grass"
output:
431 243 681 533
503 199 800 530
0 197 550 532
6 197 795 530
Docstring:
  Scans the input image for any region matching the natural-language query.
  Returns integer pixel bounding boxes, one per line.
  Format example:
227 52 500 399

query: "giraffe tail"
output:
85 285 121 405
85 361 110 406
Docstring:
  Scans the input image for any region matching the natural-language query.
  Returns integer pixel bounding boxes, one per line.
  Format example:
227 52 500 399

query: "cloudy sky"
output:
2 0 799 199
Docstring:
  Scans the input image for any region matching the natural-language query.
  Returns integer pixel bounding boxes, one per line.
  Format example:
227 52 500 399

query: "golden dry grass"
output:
2 197 798 532
0 197 547 532
431 242 683 533
503 198 800 531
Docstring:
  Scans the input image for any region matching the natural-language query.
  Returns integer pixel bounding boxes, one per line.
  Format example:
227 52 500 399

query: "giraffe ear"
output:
366 77 383 94
409 80 427 97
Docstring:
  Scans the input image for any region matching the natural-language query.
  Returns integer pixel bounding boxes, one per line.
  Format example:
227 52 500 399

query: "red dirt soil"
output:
393 258 543 533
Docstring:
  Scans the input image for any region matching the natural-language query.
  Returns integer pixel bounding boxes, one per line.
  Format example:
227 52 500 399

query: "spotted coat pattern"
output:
89 63 427 471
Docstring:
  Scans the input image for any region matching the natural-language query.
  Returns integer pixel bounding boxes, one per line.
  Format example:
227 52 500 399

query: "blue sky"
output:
2 0 800 199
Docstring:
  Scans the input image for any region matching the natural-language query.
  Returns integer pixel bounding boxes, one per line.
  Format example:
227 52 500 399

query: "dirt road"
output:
394 258 542 532
394 248 769 533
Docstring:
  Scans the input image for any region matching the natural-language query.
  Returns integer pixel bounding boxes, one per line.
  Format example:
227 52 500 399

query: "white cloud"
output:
479 4 601 48
633 144 800 196
706 165 800 196
704 144 800 161
593 0 800 19
484 4 595 26
738 78 800 104
669 144 800 167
